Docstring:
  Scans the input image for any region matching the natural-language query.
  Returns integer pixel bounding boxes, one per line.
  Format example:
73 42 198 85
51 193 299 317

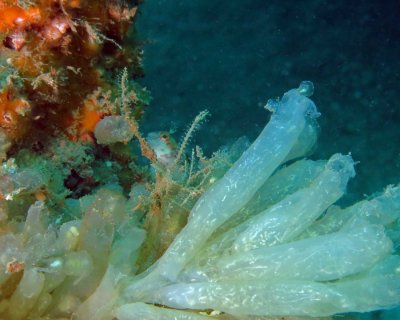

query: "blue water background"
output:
136 0 400 203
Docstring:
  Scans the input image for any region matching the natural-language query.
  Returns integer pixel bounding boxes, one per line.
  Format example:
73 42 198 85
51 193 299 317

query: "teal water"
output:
136 0 400 204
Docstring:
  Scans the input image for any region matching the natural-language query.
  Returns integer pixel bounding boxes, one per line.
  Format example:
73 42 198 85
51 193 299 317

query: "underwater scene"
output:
0 0 399 319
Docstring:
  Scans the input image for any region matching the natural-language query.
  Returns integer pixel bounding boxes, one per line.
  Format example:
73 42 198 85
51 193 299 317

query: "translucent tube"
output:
154 86 320 281
231 153 355 252
152 260 400 318
214 222 392 282
7 268 45 320
115 302 214 320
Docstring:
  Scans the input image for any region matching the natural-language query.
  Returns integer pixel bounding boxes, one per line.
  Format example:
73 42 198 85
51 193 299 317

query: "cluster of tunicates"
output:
0 83 398 320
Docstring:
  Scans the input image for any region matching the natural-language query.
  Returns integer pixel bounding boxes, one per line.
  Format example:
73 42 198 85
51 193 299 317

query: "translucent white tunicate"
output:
36 257 64 274
23 201 49 239
58 220 81 251
298 80 314 97
264 98 280 112
154 258 400 317
215 222 392 282
125 84 321 299
64 251 93 277
94 116 133 145
116 303 214 320
7 268 45 320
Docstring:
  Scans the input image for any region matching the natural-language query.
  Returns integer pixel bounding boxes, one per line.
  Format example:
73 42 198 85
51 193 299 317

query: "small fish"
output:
147 131 178 166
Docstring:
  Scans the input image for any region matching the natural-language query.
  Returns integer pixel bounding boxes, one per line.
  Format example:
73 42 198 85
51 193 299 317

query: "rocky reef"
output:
0 1 399 320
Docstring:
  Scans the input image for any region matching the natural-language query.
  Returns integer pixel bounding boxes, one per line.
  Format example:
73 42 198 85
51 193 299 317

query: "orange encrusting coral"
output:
0 5 43 32
73 100 106 142
80 106 104 137
0 6 27 31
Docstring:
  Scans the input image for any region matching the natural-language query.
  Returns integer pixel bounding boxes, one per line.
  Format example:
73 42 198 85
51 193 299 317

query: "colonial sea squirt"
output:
116 83 400 319
2 76 399 318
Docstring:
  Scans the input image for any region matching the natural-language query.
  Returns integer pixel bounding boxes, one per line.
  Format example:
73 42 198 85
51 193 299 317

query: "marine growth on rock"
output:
0 2 399 320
